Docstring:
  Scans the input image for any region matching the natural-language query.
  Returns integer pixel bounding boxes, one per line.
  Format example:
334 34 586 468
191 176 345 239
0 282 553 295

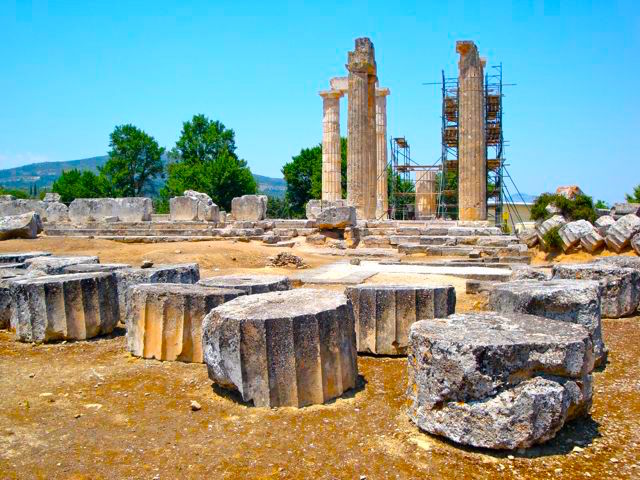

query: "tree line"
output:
52 114 257 211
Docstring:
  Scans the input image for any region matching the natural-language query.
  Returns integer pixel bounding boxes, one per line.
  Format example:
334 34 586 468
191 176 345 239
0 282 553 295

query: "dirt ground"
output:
0 238 639 479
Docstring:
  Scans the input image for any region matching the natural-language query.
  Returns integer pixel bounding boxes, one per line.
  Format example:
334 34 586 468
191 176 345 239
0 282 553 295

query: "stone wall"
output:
0 199 68 222
68 197 152 223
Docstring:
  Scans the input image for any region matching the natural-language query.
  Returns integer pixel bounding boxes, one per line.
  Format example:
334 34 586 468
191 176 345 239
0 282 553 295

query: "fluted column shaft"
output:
347 38 377 220
415 170 437 218
375 88 390 218
320 90 343 201
457 41 487 221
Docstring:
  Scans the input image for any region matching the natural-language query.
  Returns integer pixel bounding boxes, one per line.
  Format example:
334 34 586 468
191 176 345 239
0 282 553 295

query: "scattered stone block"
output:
170 190 220 222
552 263 640 317
116 263 200 321
306 233 326 245
0 270 26 329
556 185 584 199
536 215 566 240
595 215 616 236
10 272 119 342
25 255 99 275
345 285 455 355
68 197 152 223
315 206 357 229
580 230 605 253
605 214 640 252
558 220 595 251
43 193 61 202
305 199 348 220
202 289 358 407
510 264 550 280
126 283 244 363
0 212 41 240
63 263 131 274
610 203 640 220
632 234 640 256
407 312 594 450
199 274 291 294
262 234 280 244
231 195 267 221
0 199 68 222
489 279 606 365
0 252 51 264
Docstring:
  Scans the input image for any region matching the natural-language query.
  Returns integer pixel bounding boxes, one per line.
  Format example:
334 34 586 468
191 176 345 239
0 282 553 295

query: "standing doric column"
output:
456 40 487 221
375 88 390 219
415 170 436 219
346 37 377 219
320 90 344 201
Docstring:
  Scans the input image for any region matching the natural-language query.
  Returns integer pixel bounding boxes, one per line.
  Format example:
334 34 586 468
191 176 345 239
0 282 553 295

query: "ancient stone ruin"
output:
408 312 594 449
202 289 358 407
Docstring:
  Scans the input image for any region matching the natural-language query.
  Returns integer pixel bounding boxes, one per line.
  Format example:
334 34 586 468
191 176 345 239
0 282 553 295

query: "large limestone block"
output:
170 191 220 222
536 214 566 240
596 256 640 271
605 214 640 252
558 220 595 251
43 192 61 202
552 263 640 317
63 263 131 274
407 312 594 450
115 263 200 321
0 251 50 264
0 212 41 240
509 265 550 280
202 289 358 407
610 203 640 220
198 274 290 295
25 255 99 275
632 234 640 256
0 199 68 222
305 199 348 220
68 197 152 223
519 228 538 248
488 279 606 365
580 230 605 253
345 285 455 355
315 206 357 229
9 272 119 342
231 195 267 221
126 283 244 363
0 270 26 329
595 215 616 236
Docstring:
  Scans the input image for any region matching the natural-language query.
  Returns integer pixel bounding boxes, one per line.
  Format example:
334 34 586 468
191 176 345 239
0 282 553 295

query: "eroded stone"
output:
202 289 358 407
198 274 290 295
605 214 640 253
0 212 41 240
488 279 606 365
345 284 455 355
407 312 594 449
126 283 244 363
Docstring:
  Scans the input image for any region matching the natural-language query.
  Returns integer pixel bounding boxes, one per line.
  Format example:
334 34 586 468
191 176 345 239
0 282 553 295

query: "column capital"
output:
319 89 344 99
376 87 390 97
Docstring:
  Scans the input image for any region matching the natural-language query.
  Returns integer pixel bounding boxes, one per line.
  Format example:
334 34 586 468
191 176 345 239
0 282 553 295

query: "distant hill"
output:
0 155 287 198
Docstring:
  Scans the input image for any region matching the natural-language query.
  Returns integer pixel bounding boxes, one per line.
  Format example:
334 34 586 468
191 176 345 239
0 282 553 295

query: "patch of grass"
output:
541 226 563 252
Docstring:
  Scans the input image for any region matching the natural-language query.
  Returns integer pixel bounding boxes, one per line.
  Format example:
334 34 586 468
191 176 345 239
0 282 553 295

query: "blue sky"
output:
1 0 638 203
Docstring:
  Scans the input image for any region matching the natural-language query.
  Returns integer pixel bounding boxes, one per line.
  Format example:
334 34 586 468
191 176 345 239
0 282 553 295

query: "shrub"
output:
530 193 596 223
541 226 563 252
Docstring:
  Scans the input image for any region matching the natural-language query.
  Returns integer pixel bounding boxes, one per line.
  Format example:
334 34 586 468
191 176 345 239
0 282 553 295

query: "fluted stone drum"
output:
126 283 244 363
345 284 456 355
202 288 357 408
10 272 119 342
198 274 290 295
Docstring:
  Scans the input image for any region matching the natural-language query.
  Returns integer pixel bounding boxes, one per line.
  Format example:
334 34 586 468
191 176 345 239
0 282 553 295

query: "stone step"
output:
397 243 530 257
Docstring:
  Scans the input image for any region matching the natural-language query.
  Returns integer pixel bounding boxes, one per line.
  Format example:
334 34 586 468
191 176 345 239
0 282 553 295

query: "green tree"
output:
100 124 165 197
595 199 609 209
388 168 416 219
0 186 29 199
625 185 640 203
282 138 347 217
52 169 111 203
161 114 256 211
266 195 293 219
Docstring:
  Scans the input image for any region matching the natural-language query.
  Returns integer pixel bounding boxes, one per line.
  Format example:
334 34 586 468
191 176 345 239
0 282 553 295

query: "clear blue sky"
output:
1 0 638 203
